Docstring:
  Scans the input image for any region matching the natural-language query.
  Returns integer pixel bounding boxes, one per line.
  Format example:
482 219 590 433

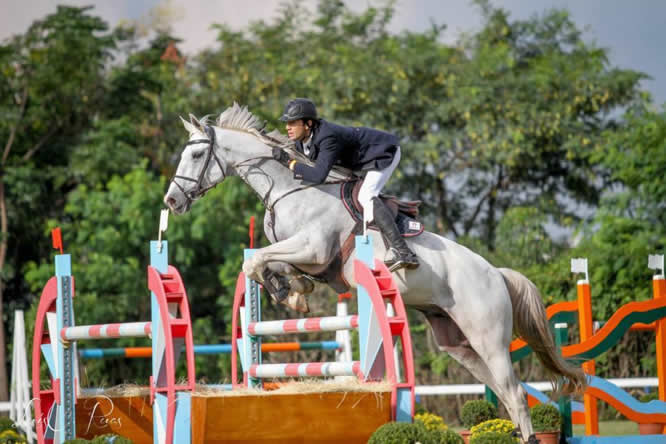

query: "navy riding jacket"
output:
292 119 399 184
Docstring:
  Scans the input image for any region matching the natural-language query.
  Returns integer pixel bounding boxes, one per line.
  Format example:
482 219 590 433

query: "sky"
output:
1 0 665 104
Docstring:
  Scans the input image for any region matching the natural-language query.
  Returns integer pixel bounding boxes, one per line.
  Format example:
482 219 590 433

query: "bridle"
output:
170 125 226 205
169 125 348 242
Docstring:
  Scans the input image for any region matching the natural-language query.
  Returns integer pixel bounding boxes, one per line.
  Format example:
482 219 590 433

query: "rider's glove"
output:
272 147 291 167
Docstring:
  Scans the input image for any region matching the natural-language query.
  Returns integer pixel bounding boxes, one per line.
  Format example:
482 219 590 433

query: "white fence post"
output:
10 310 35 443
334 293 353 382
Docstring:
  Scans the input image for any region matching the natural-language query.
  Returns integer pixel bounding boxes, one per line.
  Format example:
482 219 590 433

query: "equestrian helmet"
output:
279 98 318 122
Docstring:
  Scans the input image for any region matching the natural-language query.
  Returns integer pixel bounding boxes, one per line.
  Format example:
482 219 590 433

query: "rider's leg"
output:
357 147 419 272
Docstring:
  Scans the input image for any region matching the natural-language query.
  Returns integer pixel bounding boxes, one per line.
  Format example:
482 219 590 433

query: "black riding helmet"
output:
279 98 318 122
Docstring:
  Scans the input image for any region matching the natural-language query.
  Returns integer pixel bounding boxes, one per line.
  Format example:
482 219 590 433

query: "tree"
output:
0 6 117 400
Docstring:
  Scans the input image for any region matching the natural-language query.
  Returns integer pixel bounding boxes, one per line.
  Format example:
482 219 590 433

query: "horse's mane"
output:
204 102 354 181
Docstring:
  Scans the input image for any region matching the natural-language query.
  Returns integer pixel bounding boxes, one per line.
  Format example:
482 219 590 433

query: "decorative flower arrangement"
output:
470 418 517 439
530 403 561 432
415 412 448 431
461 400 498 429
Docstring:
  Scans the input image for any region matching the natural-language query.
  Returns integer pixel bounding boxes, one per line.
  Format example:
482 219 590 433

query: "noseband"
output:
171 125 226 204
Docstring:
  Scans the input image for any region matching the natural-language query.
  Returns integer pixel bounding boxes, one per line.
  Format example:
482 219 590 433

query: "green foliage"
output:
91 435 134 444
428 428 464 443
415 412 448 431
0 429 27 444
461 400 498 429
368 421 431 444
469 431 517 444
470 418 516 437
640 392 660 403
64 436 134 444
0 418 14 433
530 403 561 432
0 419 25 444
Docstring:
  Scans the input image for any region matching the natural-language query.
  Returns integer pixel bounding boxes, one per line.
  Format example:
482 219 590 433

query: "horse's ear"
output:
180 115 197 134
189 113 204 132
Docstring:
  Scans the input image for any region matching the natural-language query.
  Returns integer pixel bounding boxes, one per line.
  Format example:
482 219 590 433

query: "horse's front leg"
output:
242 234 325 280
266 262 315 295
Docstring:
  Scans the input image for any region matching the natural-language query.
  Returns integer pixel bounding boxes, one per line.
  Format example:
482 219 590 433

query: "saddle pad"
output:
341 180 424 238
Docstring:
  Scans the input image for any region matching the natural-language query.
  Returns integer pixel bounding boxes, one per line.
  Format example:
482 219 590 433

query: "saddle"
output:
340 180 424 237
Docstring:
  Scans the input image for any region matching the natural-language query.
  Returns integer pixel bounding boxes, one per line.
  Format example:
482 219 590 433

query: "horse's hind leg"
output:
425 313 535 442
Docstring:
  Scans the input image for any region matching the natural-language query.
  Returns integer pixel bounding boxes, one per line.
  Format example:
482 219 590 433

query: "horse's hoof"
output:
526 434 540 444
283 292 309 313
289 276 315 294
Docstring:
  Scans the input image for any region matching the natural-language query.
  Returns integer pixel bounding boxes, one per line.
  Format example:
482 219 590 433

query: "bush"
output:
0 429 27 444
640 392 659 403
92 435 134 444
470 431 518 444
530 403 561 432
369 422 432 444
429 429 464 443
64 436 134 444
470 419 516 438
0 419 14 434
415 412 448 431
461 400 498 429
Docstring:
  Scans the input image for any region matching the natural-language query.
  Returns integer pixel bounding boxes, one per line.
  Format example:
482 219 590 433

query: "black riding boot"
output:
371 197 419 272
261 269 290 303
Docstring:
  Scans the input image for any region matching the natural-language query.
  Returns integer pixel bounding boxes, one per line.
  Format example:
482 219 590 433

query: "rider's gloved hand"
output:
272 147 291 167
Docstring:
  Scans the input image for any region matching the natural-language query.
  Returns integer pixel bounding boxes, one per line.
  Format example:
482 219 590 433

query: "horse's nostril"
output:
166 196 176 207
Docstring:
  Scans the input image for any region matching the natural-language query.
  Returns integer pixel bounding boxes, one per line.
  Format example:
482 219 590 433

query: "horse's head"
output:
164 115 229 214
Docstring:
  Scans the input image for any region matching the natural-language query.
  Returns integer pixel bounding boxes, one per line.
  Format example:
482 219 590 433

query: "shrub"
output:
369 421 432 444
470 431 518 444
415 412 448 431
429 428 464 443
91 435 134 444
0 419 14 434
530 403 561 432
640 392 659 403
64 436 134 444
461 400 498 429
0 429 27 444
470 419 516 438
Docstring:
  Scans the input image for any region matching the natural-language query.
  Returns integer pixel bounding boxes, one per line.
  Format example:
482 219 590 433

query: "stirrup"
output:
385 248 420 272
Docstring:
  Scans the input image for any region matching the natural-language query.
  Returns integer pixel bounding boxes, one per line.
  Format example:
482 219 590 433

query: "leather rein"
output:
170 125 346 241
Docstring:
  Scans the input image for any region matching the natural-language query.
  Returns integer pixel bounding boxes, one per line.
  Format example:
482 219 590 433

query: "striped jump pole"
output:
62 322 152 341
31 233 195 444
230 233 415 422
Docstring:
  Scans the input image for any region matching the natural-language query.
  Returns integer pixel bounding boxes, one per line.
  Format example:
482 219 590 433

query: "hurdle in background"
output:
32 228 194 444
518 254 666 443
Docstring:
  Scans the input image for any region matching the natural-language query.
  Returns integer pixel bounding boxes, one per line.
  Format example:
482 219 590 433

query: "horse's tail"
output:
499 267 587 396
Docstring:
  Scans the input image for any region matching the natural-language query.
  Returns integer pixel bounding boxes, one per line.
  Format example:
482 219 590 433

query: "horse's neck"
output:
219 129 299 207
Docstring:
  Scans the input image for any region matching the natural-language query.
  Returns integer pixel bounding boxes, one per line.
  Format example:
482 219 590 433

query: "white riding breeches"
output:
357 146 401 222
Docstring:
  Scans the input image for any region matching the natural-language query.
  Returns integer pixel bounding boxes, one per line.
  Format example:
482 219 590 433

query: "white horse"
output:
164 104 585 442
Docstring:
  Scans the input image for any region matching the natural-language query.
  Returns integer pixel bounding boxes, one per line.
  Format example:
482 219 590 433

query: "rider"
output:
273 98 419 272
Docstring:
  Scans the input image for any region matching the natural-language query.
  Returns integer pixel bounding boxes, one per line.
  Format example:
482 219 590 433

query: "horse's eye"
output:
192 150 205 160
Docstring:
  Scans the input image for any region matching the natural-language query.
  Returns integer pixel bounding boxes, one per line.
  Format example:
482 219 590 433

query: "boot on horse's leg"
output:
262 270 313 313
371 197 419 272
261 269 290 303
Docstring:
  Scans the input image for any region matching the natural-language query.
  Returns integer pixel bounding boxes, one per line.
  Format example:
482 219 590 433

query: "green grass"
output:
573 420 639 436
